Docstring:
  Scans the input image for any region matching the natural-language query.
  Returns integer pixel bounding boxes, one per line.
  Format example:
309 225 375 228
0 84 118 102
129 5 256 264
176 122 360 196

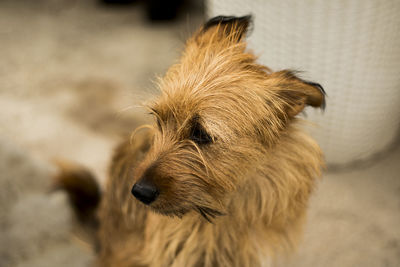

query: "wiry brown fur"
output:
58 16 325 267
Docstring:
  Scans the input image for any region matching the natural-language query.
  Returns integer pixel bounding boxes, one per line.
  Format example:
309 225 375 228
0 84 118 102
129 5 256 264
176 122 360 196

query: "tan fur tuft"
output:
53 160 101 226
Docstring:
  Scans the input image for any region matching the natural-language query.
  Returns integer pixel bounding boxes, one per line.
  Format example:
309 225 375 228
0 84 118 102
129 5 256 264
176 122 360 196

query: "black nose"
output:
131 181 159 205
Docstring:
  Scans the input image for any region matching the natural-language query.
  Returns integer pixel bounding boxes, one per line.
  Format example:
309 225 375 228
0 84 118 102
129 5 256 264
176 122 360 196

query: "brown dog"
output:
57 15 325 267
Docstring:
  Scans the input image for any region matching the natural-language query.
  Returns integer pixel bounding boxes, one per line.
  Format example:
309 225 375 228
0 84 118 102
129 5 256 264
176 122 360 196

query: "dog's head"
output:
131 15 325 221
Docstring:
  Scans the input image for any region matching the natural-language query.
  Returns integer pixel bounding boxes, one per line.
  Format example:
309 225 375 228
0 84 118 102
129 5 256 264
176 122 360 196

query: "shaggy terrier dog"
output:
57 15 325 267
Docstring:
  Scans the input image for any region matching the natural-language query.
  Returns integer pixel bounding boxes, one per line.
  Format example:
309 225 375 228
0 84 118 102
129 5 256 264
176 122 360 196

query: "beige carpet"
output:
0 1 399 266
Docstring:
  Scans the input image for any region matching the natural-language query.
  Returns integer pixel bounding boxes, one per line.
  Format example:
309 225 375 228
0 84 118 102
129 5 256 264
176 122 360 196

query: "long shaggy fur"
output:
59 15 325 267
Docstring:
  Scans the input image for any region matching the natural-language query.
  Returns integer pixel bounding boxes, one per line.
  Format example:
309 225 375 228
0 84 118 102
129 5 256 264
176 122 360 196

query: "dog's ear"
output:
271 71 326 117
195 15 252 43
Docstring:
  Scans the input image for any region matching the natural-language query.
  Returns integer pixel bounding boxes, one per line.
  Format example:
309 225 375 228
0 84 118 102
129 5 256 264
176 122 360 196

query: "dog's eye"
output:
190 122 212 145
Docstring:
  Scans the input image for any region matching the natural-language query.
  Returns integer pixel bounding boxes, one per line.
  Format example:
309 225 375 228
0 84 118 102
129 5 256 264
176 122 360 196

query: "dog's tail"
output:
53 160 101 232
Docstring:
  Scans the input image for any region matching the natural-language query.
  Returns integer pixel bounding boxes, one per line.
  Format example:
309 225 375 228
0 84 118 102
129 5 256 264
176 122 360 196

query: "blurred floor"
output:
289 146 400 267
0 1 399 267
0 0 203 182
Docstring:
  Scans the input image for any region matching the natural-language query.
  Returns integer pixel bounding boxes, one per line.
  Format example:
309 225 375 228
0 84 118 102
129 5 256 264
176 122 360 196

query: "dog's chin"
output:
149 205 189 218
148 202 224 222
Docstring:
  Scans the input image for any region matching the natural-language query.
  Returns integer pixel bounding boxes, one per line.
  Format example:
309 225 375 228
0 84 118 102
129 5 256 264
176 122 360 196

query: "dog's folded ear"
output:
271 71 326 117
196 15 252 43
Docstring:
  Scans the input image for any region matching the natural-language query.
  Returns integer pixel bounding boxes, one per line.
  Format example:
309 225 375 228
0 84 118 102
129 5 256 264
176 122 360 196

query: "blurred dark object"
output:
100 0 137 4
99 0 186 21
146 0 184 21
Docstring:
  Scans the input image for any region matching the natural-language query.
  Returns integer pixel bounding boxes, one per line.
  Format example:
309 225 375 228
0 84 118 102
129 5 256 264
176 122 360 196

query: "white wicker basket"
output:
207 0 400 165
